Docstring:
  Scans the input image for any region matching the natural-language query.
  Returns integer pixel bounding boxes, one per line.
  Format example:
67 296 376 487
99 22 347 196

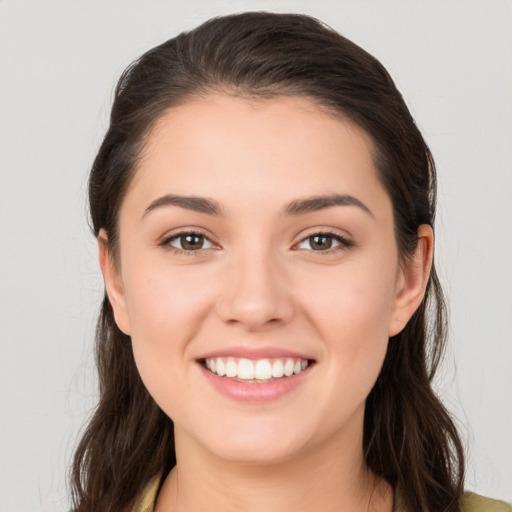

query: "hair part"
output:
73 11 464 512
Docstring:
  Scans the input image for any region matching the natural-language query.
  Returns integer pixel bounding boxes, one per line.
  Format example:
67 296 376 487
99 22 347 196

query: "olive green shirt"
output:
133 477 512 512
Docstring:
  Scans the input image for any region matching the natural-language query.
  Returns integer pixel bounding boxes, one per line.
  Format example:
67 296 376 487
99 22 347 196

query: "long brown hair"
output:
71 12 464 512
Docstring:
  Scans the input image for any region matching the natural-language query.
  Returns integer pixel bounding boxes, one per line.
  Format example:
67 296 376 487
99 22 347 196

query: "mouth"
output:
200 356 314 383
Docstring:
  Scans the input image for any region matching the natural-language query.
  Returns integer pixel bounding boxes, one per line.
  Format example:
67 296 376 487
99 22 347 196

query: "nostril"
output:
215 295 295 330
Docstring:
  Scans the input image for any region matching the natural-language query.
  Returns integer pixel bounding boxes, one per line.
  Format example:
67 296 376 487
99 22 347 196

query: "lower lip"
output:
199 363 314 402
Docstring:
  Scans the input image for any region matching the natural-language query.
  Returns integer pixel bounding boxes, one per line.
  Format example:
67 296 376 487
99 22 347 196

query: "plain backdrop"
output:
0 1 511 510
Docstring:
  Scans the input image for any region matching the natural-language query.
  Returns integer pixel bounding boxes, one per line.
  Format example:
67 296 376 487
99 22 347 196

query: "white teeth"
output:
216 358 226 376
271 359 284 378
284 359 295 377
255 359 272 380
225 358 237 378
204 356 310 381
237 358 255 380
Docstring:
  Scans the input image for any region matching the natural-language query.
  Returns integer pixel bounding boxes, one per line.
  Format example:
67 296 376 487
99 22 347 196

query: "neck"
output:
155 423 393 512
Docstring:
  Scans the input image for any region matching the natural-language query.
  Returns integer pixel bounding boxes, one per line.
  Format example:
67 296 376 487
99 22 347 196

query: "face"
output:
101 94 431 465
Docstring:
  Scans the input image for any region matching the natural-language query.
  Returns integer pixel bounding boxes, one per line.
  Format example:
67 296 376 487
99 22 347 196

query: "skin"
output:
99 94 433 512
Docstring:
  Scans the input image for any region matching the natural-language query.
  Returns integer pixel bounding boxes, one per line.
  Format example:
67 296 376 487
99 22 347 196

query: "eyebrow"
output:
143 194 225 217
284 193 373 217
142 193 373 219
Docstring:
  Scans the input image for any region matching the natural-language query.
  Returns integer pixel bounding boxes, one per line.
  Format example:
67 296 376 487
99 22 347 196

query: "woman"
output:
70 12 511 512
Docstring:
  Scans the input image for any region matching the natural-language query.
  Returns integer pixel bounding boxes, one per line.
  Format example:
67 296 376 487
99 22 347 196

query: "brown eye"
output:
180 234 204 250
309 235 334 250
166 232 214 252
297 232 352 252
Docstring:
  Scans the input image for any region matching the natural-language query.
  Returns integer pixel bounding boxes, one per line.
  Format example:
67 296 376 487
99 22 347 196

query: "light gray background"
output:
0 1 511 511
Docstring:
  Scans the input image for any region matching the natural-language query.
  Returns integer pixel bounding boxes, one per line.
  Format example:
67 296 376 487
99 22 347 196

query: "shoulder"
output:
460 493 512 512
394 491 511 512
132 482 512 512
132 476 160 512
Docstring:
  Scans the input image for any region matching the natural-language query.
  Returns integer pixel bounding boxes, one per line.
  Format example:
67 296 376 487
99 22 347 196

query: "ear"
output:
388 224 434 337
98 229 131 335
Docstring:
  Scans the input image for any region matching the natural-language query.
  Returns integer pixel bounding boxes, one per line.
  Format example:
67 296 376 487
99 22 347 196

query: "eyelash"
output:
296 231 354 253
161 231 216 256
161 230 354 256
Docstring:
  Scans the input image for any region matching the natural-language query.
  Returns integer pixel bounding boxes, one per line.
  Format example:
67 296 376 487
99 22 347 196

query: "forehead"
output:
124 94 390 219
143 93 376 161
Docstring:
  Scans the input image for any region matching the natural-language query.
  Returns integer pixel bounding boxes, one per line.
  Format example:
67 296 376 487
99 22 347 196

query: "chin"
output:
210 437 306 466
187 418 313 466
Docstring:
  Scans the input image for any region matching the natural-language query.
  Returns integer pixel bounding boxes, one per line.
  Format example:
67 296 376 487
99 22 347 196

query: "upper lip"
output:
197 346 314 361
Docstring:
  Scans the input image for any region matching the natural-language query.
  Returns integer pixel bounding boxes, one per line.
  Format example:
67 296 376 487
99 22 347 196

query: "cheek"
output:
298 256 397 391
123 257 213 340
121 258 216 402
301 256 398 342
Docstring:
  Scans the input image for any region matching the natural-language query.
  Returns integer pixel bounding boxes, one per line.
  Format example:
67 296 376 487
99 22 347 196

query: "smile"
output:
204 357 310 382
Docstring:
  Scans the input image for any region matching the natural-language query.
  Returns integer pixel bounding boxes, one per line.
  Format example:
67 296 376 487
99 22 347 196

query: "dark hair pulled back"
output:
71 12 465 512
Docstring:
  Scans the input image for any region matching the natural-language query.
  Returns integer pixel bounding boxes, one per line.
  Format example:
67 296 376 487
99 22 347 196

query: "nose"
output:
215 249 295 331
